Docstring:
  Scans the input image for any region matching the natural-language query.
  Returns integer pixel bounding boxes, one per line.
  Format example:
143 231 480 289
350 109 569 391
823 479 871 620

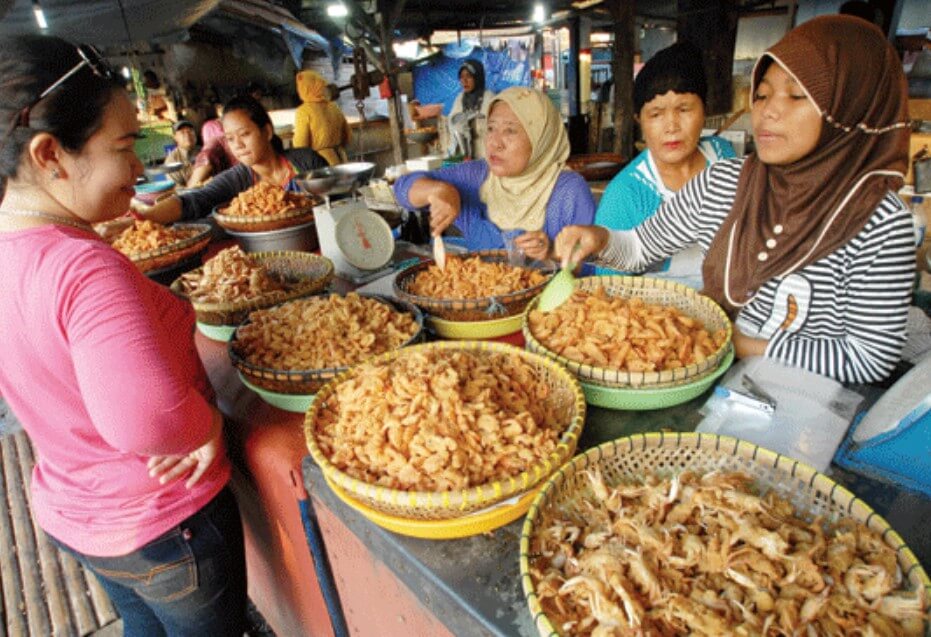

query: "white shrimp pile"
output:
529 470 928 636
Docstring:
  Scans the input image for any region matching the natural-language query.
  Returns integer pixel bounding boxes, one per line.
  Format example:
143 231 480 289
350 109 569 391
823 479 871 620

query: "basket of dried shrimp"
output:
523 276 732 389
212 181 318 232
521 432 930 637
110 220 212 273
393 250 555 322
229 292 424 395
305 340 587 520
170 248 334 327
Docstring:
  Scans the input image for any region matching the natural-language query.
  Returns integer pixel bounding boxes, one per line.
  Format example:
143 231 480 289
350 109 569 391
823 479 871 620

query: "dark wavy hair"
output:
222 95 284 155
0 35 123 188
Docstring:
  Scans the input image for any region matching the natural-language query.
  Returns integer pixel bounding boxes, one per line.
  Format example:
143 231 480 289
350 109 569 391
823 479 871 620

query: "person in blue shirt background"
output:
395 87 595 261
596 40 735 280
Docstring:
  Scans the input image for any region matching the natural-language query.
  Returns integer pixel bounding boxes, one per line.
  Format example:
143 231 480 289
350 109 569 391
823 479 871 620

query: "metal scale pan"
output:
296 163 395 284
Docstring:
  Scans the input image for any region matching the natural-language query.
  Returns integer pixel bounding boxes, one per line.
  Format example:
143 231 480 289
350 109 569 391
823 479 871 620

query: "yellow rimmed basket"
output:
520 432 931 637
229 293 425 395
120 222 213 273
213 198 318 233
394 250 555 321
305 340 587 520
169 251 334 327
523 275 732 388
323 474 544 539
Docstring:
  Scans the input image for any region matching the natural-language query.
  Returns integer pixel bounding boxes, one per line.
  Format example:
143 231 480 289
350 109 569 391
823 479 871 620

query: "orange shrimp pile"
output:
528 286 727 373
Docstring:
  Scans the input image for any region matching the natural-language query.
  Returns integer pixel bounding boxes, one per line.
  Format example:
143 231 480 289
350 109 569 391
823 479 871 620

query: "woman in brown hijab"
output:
554 15 915 383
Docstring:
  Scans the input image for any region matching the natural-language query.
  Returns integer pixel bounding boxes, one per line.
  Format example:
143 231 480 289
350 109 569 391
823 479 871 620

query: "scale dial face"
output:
335 208 394 270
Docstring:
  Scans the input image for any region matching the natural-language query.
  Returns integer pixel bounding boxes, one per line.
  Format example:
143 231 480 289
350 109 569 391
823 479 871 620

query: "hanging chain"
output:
355 99 367 162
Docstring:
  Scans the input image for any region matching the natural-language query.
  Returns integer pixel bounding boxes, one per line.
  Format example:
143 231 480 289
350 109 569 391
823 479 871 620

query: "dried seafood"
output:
223 181 311 217
408 255 546 300
111 219 198 255
176 246 284 304
314 349 565 491
528 285 728 373
530 470 927 636
235 293 418 371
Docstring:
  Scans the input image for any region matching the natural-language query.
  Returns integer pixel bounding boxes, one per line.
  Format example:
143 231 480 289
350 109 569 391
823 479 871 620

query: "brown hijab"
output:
703 15 909 314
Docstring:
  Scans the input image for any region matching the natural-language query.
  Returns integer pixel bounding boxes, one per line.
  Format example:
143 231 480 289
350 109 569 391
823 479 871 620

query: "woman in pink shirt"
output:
0 36 246 636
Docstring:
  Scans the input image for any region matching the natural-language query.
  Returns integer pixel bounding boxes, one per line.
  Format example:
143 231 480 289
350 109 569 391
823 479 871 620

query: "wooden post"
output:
609 0 635 161
676 0 738 116
377 0 407 165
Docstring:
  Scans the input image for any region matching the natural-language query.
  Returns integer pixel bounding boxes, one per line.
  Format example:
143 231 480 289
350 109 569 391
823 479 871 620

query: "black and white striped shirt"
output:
600 158 916 383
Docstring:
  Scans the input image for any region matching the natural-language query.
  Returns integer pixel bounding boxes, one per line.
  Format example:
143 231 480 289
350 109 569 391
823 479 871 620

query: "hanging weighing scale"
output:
315 198 395 284
297 164 395 284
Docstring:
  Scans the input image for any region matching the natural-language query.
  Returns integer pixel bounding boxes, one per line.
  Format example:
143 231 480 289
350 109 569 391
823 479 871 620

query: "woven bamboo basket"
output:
169 251 334 326
393 250 555 321
229 294 424 395
305 340 587 519
213 197 318 232
523 275 732 388
121 223 213 273
520 432 930 637
565 152 625 181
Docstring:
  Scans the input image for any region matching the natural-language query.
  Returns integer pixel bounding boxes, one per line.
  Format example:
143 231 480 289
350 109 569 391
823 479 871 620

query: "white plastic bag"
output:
697 357 863 471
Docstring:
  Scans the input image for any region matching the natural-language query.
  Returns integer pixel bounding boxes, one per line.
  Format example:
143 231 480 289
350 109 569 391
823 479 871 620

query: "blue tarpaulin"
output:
413 42 531 115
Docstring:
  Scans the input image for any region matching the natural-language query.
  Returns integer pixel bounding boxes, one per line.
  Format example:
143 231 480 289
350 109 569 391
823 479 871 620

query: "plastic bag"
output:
697 357 863 471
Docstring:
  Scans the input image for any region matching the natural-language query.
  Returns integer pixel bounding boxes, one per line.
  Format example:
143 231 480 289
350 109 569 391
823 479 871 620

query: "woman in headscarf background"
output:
595 40 735 280
445 60 495 160
395 86 595 260
292 69 350 166
555 15 915 384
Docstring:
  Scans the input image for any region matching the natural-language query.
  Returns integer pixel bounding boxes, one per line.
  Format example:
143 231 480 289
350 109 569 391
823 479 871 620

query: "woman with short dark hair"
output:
596 40 735 279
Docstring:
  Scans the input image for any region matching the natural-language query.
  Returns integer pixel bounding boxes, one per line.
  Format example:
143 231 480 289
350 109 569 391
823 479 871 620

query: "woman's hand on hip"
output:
515 231 550 260
426 182 461 237
554 225 609 268
147 408 224 489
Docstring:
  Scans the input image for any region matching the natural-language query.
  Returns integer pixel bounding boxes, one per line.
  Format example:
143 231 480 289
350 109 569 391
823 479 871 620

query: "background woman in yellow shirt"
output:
293 70 350 166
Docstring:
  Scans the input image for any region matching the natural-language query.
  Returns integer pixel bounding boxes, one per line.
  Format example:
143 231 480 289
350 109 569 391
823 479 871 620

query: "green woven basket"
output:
580 346 733 410
523 275 732 389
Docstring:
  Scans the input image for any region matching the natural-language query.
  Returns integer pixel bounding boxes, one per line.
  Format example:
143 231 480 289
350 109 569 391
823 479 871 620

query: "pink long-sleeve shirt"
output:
0 225 230 556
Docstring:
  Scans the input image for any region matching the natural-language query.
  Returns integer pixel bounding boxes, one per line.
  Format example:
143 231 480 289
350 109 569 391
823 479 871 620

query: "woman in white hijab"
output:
394 87 595 260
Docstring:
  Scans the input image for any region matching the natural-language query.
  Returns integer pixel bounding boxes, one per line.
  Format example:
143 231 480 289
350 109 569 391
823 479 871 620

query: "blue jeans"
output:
49 487 247 637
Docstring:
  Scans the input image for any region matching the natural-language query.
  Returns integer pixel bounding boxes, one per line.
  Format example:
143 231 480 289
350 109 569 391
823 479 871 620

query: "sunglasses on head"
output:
13 44 117 130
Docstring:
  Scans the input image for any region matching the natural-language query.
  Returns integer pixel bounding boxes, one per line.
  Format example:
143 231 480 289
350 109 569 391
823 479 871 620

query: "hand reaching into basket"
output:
147 408 225 489
426 181 461 238
553 225 609 269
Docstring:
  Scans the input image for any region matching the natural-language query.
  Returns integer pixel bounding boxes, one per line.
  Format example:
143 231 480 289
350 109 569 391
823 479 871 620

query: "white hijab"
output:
480 87 570 232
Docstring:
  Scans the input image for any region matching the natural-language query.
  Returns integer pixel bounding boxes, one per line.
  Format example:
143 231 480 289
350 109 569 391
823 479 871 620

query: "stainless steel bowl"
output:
295 167 340 195
225 222 319 253
406 129 438 144
332 162 376 190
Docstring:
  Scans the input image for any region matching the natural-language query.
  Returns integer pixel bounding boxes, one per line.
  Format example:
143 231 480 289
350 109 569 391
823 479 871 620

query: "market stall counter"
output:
196 331 337 637
198 299 930 637
301 388 931 637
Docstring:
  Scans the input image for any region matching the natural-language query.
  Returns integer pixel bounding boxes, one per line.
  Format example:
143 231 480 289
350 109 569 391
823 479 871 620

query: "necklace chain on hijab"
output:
0 208 94 232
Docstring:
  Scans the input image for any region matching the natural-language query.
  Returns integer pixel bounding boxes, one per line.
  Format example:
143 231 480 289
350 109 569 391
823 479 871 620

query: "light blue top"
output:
594 135 735 275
